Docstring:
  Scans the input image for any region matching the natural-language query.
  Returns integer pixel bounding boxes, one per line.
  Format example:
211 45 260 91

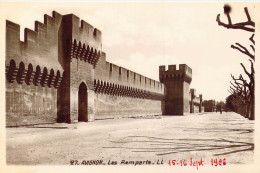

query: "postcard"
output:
0 1 259 173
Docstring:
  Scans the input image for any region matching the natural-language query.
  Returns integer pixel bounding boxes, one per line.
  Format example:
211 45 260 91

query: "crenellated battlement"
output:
62 14 102 51
95 53 164 94
190 88 203 106
80 20 102 40
190 88 196 98
6 10 102 77
31 11 62 42
6 11 63 73
159 64 192 84
35 21 46 32
7 11 62 46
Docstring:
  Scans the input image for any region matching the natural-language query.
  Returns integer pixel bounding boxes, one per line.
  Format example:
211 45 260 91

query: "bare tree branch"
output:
249 59 255 75
230 81 239 89
231 73 250 89
227 13 232 25
240 67 247 78
228 89 235 95
232 80 243 86
244 7 251 22
240 62 254 86
249 34 255 45
239 74 249 86
231 81 244 94
250 45 255 52
230 86 236 93
231 43 255 60
216 7 255 32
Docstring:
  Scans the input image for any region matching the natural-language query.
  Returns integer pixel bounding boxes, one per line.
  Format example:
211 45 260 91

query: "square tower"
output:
159 64 192 115
57 14 102 123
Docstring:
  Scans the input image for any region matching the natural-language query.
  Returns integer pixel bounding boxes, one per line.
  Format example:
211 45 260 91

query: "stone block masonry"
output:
159 64 192 115
5 10 203 126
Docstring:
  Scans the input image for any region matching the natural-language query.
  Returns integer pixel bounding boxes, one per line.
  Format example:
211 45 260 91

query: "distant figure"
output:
220 105 222 114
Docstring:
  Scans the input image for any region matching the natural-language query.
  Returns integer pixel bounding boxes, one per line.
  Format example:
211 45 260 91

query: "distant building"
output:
203 100 216 112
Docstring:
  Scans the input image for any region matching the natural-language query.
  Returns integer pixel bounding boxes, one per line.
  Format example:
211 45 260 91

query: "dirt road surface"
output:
6 112 254 166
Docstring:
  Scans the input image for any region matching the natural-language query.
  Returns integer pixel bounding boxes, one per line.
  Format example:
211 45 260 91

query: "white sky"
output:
0 2 257 101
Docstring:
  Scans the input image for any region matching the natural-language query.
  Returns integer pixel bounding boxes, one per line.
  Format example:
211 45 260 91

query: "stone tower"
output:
57 14 102 123
159 64 192 115
190 88 196 113
199 94 203 113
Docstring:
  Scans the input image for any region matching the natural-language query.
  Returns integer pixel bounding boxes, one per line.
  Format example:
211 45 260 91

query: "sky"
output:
0 2 257 101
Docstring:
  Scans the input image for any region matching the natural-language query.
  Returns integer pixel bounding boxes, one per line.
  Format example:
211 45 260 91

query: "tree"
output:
225 94 235 111
216 5 255 120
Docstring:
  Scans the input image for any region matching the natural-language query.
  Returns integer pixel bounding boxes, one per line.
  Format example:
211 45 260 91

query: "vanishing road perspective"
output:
7 112 254 166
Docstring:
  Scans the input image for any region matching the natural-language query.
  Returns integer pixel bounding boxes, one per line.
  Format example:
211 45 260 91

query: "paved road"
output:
6 112 254 166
